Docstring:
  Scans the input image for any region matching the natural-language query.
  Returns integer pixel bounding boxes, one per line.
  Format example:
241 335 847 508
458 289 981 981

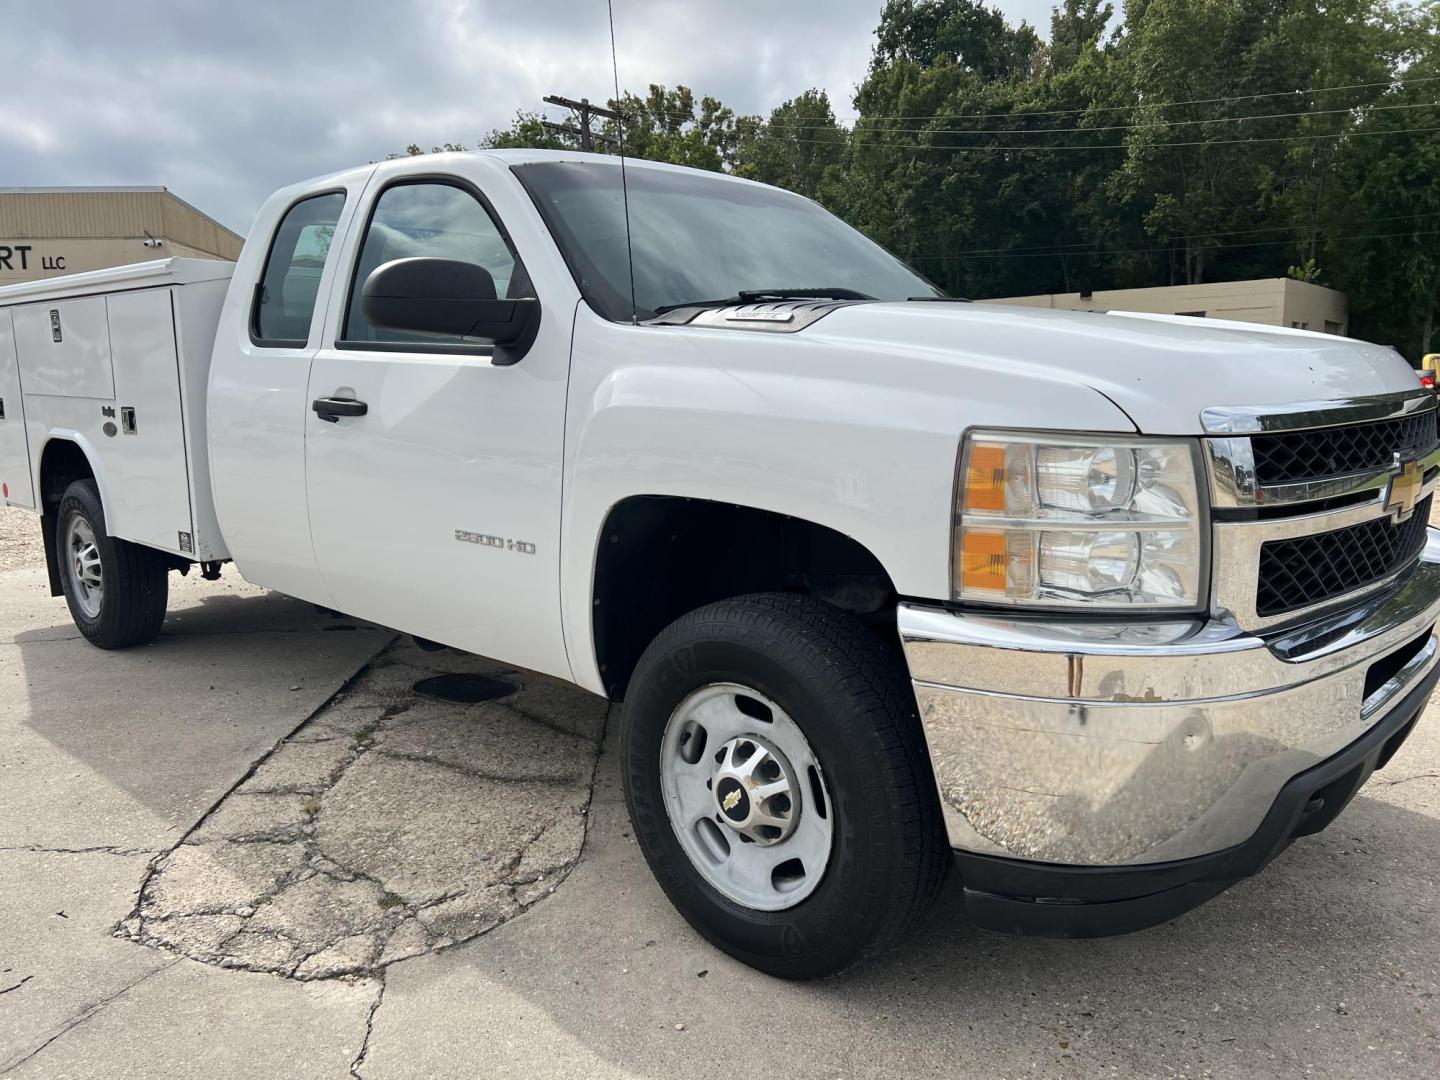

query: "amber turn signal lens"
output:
964 443 1007 512
960 529 1007 592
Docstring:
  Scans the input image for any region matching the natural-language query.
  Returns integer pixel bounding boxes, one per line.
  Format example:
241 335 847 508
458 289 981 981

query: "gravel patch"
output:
0 505 45 573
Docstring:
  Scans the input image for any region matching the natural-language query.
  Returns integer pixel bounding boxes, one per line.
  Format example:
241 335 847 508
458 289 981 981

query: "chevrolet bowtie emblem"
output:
722 789 742 812
1384 453 1422 523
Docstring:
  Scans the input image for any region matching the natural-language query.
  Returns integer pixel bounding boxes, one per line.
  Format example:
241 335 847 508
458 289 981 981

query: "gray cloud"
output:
0 0 1059 233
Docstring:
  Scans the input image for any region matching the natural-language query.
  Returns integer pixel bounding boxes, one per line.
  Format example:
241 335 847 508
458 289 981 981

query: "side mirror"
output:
361 257 541 365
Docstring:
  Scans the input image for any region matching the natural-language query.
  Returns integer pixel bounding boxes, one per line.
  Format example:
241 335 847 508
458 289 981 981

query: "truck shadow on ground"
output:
8 579 393 833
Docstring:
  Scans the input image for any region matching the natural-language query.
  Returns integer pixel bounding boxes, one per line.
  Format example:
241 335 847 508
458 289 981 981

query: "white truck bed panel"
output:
0 258 234 561
172 278 230 561
103 289 196 554
0 309 35 508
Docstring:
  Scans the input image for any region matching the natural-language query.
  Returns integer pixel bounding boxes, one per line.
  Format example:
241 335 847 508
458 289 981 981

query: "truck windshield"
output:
512 161 942 322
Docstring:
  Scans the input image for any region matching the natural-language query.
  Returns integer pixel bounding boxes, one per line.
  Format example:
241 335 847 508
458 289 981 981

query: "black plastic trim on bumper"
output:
956 656 1440 938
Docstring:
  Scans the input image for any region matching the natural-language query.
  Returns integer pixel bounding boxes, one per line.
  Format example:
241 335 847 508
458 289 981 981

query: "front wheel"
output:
55 479 169 649
621 593 948 978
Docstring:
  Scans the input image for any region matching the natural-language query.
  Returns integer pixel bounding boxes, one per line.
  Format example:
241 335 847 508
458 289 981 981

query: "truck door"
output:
208 183 363 605
303 176 572 681
0 309 36 509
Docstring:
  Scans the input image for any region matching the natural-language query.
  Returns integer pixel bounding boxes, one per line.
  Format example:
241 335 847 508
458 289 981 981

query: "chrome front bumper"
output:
900 532 1440 867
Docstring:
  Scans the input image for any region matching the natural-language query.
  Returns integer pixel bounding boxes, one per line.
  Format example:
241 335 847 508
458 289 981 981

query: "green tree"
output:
733 90 847 202
1324 1 1440 356
599 85 738 171
840 0 1116 297
481 112 571 151
1048 0 1112 73
874 0 1043 79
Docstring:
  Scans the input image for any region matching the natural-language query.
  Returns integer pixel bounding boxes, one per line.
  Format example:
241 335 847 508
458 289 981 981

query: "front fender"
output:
557 307 1135 694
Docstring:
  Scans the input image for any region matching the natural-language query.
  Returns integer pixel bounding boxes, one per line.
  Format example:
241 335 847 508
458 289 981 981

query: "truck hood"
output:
806 302 1418 435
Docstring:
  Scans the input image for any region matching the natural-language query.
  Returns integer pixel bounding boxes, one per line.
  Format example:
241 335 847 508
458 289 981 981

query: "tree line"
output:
407 0 1440 360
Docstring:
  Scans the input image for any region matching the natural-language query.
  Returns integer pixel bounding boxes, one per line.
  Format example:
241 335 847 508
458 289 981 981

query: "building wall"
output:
1278 279 1349 335
0 187 243 288
981 278 1349 335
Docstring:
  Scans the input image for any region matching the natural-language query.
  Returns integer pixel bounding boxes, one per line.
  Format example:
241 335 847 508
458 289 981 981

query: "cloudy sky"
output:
1 0 1058 234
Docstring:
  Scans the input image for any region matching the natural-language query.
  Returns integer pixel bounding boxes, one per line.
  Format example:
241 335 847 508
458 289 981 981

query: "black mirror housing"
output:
361 257 541 364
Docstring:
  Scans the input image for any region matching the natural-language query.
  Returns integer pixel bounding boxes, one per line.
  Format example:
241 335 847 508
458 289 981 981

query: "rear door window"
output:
252 191 346 346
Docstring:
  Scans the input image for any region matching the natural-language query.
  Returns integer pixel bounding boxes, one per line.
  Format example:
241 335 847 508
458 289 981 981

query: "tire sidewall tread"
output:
55 480 169 650
622 592 947 979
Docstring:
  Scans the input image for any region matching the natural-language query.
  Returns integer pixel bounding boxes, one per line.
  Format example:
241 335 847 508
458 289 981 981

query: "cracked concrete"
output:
117 640 608 980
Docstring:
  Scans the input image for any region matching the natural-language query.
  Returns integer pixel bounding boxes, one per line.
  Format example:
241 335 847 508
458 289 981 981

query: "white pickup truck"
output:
3 150 1438 978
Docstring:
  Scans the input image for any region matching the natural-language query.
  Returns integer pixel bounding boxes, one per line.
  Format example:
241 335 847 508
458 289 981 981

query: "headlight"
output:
954 431 1206 609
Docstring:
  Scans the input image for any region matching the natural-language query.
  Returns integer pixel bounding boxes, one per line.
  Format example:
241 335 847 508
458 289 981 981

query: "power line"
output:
907 228 1440 262
811 73 1440 125
906 211 1440 259
627 73 1440 129
835 98 1437 137
520 106 1438 154
777 121 1440 152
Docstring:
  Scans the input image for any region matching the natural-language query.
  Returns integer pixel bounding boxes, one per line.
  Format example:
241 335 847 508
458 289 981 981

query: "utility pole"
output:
542 95 623 152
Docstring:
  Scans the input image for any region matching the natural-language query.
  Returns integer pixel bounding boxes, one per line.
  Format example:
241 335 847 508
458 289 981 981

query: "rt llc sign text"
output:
0 245 66 271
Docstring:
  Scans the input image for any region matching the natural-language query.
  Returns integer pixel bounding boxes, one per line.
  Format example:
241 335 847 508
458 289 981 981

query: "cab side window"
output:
342 181 530 348
252 192 345 346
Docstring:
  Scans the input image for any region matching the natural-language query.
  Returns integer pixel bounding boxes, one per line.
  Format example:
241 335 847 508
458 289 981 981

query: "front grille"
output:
1256 495 1432 616
1251 410 1438 485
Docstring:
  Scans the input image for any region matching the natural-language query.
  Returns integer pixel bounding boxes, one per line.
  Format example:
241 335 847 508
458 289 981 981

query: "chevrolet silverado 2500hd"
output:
3 150 1438 978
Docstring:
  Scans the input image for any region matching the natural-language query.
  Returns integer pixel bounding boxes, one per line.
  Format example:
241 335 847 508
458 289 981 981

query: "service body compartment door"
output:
0 309 36 508
102 289 194 554
12 296 115 399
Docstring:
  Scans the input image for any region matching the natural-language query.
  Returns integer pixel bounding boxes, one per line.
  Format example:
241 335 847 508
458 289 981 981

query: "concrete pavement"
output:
0 551 392 1078
358 734 1440 1079
2 505 1439 1078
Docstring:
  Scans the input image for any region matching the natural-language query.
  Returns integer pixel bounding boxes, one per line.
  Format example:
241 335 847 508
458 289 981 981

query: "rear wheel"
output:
55 480 169 649
621 592 948 979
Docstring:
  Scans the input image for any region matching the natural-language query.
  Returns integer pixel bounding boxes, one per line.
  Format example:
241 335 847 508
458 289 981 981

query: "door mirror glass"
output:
362 257 540 360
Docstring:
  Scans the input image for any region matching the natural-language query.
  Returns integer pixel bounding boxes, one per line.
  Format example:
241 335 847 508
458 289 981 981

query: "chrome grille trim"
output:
1208 441 1440 509
1256 494 1432 617
1211 455 1440 631
1204 391 1440 632
1250 409 1437 485
1201 388 1434 435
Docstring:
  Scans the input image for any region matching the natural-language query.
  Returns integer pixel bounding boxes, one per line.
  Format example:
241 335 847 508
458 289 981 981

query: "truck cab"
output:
4 150 1438 978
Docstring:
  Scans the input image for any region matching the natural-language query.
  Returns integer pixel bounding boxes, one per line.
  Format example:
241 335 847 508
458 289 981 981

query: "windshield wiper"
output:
652 287 875 316
735 287 875 302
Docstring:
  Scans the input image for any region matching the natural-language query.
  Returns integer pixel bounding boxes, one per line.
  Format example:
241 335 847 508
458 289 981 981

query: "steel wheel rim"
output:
659 682 834 911
66 516 103 619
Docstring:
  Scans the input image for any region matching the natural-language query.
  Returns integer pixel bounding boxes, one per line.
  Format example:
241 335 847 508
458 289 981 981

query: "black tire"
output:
621 592 949 979
54 479 169 649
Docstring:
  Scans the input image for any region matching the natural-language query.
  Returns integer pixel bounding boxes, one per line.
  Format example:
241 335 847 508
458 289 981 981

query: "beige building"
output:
981 278 1348 335
0 187 242 288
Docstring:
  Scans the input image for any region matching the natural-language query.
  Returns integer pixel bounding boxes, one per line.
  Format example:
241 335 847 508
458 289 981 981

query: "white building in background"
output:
982 277 1348 335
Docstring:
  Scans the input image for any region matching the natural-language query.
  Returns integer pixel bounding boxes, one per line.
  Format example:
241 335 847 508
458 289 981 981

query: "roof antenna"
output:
607 0 638 324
